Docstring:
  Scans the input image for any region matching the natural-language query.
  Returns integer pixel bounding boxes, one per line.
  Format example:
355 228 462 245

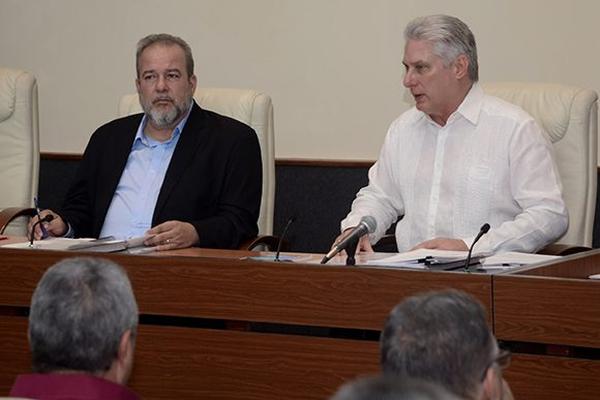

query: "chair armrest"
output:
537 243 592 256
0 207 36 234
238 235 280 251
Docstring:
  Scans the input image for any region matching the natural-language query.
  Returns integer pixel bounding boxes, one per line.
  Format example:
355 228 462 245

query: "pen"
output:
33 197 49 239
417 256 433 263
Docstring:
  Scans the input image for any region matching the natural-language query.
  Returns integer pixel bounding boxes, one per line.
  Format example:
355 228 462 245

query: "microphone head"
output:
481 223 490 233
360 216 377 233
42 214 55 223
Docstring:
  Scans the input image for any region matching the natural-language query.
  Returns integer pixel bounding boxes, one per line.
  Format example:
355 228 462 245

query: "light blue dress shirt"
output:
99 107 192 240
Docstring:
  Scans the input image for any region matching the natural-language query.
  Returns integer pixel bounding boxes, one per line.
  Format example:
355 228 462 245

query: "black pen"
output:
417 256 433 263
34 197 49 239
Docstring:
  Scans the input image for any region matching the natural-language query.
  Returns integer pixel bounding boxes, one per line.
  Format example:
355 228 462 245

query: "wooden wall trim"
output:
40 152 375 168
37 153 600 172
41 152 83 161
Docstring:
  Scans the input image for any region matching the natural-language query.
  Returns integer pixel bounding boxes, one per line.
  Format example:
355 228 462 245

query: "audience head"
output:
380 290 510 400
404 14 478 82
330 375 461 400
28 257 138 384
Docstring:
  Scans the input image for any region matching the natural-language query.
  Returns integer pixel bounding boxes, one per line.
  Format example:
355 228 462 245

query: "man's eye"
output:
166 73 180 80
143 74 156 81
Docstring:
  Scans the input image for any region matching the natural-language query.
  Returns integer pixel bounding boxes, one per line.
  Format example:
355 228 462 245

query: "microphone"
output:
464 223 490 271
274 216 296 262
30 214 55 246
321 216 377 264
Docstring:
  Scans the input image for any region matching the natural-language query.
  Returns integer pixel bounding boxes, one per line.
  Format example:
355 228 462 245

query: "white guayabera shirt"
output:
342 83 568 254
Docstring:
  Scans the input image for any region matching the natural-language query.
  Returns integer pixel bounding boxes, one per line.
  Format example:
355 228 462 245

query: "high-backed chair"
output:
482 82 598 248
118 88 276 238
0 68 39 235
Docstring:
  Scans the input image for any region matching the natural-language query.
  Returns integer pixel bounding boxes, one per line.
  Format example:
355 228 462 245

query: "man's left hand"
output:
145 221 200 251
412 238 468 251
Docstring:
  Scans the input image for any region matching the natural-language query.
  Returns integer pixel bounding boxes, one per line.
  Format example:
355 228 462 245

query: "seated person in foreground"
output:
29 33 262 250
330 375 461 400
338 15 567 254
10 257 139 400
381 290 514 400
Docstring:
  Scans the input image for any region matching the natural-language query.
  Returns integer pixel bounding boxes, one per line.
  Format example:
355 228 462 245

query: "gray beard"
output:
142 97 192 129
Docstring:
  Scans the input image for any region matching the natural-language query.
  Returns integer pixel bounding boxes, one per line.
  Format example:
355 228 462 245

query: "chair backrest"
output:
482 82 598 246
118 88 275 235
0 68 39 235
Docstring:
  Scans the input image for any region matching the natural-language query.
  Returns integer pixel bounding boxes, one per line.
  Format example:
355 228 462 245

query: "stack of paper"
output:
366 249 484 270
1 236 153 254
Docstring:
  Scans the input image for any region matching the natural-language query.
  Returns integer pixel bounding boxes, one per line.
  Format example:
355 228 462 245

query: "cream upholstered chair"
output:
482 82 598 248
118 88 276 237
0 68 39 235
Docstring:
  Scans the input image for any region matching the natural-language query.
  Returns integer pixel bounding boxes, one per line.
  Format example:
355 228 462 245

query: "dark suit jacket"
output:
59 102 262 249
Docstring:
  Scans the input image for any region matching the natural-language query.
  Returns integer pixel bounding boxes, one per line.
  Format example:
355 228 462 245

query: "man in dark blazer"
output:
29 34 262 250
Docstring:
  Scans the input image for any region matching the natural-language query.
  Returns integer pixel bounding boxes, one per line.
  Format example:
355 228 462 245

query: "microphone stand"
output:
345 237 359 266
274 216 295 262
464 223 490 272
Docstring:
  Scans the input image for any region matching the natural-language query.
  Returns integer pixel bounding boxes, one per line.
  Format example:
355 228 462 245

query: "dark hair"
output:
29 257 138 373
136 33 194 78
380 290 495 399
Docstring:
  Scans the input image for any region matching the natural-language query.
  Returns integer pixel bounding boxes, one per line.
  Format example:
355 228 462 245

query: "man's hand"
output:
27 210 67 240
411 238 468 251
144 220 199 251
332 228 374 255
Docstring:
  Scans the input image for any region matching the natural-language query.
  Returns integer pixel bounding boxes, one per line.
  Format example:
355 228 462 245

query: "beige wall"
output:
1 0 599 160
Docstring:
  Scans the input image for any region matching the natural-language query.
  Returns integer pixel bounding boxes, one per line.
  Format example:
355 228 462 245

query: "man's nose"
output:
155 75 168 91
403 70 415 88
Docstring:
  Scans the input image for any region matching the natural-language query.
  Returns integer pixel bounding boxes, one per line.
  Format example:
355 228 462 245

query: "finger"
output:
154 238 178 252
360 237 374 253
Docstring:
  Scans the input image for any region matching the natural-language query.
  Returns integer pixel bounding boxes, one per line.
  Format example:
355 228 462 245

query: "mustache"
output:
152 96 174 104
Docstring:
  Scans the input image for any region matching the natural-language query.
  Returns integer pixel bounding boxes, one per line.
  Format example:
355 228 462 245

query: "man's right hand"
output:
332 227 374 255
28 210 68 240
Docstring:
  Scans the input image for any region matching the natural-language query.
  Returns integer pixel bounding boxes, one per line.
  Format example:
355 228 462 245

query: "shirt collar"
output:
420 82 484 127
133 101 194 147
453 82 484 125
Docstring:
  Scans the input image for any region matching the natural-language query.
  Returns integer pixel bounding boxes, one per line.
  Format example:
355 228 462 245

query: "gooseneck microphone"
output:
29 214 55 246
464 223 490 271
274 216 296 262
321 216 377 264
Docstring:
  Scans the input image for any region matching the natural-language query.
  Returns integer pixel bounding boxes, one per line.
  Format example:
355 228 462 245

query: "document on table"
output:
0 236 155 253
365 249 559 271
365 249 483 270
481 252 560 268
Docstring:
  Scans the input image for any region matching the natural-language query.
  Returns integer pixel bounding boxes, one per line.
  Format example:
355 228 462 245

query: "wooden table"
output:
0 241 598 399
493 249 600 399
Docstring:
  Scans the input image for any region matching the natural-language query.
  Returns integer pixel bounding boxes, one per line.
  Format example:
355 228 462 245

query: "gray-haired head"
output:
380 290 496 400
330 375 461 400
29 257 138 374
136 33 194 78
404 15 478 82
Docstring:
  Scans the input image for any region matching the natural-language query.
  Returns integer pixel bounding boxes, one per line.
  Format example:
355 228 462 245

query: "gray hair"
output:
331 376 461 400
29 257 138 374
136 33 194 78
380 290 495 400
404 15 478 82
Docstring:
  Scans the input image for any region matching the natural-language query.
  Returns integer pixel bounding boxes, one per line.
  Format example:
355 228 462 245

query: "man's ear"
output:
115 329 134 384
481 367 502 400
453 54 469 80
135 78 141 94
